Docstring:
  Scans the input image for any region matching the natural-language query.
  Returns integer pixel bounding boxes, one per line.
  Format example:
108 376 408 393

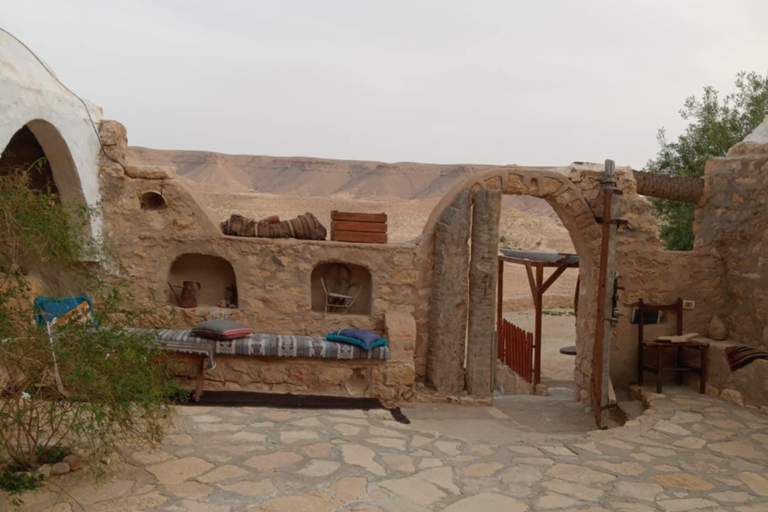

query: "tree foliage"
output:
646 71 768 250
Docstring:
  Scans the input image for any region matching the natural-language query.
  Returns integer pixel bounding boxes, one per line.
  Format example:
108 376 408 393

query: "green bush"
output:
0 164 181 504
0 468 44 507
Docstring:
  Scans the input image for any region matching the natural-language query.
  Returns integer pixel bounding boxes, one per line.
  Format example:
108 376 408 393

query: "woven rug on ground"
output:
725 345 768 371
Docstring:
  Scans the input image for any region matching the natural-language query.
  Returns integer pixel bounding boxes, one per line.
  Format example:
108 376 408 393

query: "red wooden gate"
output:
498 319 534 382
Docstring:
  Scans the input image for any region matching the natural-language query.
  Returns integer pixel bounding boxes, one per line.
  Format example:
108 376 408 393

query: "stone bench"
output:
683 337 768 409
176 311 417 403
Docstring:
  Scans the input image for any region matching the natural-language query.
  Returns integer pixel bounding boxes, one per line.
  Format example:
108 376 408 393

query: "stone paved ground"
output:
9 387 768 512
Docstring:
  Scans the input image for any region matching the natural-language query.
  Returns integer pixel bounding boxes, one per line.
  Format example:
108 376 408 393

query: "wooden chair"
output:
320 263 361 314
637 298 709 394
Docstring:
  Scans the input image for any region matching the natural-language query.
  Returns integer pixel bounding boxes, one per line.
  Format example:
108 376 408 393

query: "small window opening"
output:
140 191 167 211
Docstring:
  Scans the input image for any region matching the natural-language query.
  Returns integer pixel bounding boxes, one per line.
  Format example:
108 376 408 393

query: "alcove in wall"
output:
140 191 168 211
311 262 372 315
0 125 59 197
167 254 238 308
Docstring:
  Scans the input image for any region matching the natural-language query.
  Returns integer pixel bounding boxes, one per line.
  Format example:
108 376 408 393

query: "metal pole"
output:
593 159 622 427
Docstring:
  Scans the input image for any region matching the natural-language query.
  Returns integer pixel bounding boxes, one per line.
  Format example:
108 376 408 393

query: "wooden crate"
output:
331 211 388 244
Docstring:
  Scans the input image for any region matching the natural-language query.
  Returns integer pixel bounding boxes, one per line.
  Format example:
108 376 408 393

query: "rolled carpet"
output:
725 345 768 371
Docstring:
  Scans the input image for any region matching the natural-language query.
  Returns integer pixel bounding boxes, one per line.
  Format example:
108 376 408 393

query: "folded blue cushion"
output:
326 328 388 351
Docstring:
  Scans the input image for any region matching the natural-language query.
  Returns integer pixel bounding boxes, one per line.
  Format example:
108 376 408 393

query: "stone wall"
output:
695 120 768 349
98 123 424 401
100 172 425 337
419 164 727 400
96 114 768 406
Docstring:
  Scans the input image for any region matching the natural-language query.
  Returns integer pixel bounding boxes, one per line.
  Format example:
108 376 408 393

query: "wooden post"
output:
195 359 204 402
574 275 580 316
497 258 504 361
534 263 543 385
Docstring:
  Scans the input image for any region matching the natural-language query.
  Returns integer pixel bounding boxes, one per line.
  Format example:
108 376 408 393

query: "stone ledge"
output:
125 164 177 180
682 337 768 410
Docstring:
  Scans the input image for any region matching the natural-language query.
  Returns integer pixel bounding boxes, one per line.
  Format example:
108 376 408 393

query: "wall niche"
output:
140 191 168 211
167 254 238 308
311 262 372 315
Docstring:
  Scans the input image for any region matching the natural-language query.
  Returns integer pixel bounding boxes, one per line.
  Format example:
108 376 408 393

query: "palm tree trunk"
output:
632 170 704 204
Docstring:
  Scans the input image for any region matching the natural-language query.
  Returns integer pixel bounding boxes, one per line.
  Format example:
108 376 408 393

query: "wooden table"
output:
639 339 709 394
167 352 206 402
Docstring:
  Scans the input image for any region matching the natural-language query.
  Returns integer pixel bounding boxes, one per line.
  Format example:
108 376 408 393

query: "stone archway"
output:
24 119 88 210
425 166 602 402
0 119 90 219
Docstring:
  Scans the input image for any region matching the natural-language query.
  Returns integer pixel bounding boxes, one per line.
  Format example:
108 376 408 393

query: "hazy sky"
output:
2 1 767 168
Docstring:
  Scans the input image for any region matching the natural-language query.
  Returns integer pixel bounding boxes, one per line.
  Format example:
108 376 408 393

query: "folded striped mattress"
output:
130 329 390 371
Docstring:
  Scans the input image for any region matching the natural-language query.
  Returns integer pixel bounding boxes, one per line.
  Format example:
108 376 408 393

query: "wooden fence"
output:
498 319 534 383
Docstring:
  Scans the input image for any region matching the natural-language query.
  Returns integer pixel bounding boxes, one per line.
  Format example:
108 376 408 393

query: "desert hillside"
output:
127 147 561 222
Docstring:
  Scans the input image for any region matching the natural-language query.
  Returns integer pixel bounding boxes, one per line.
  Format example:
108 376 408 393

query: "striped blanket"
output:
215 333 389 360
725 345 768 371
129 329 390 369
128 328 218 370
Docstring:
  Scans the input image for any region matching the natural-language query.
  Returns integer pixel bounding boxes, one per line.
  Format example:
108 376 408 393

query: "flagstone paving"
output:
9 387 768 512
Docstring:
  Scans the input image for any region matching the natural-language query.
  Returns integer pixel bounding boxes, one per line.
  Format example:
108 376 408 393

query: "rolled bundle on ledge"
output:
221 213 327 240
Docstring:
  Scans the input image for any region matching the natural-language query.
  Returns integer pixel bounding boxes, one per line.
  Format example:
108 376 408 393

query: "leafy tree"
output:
646 71 768 250
0 162 181 506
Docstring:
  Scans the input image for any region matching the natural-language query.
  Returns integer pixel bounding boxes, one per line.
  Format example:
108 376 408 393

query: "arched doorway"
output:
424 167 603 406
0 119 90 223
0 126 59 194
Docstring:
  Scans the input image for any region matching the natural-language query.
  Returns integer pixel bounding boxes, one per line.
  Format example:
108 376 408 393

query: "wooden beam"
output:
539 261 570 296
498 255 579 268
331 211 388 223
331 220 387 233
525 262 537 302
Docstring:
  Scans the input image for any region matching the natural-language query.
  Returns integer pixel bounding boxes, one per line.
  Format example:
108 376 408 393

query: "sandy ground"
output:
503 309 577 384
